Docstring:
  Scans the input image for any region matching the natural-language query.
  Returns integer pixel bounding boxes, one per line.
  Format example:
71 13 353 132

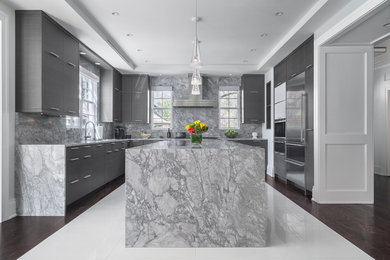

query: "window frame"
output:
218 86 241 130
151 86 173 130
66 66 100 129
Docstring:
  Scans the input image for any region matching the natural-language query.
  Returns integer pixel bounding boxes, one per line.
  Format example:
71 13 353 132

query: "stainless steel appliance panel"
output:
286 72 305 144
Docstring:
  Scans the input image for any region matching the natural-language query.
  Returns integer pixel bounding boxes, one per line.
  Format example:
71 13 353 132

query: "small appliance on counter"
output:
114 126 126 139
175 132 187 139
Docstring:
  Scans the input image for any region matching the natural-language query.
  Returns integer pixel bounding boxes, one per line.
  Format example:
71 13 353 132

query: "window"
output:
219 86 240 129
151 86 172 129
66 67 99 128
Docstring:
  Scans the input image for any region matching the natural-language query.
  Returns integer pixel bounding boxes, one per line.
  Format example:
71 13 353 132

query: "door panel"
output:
318 46 373 203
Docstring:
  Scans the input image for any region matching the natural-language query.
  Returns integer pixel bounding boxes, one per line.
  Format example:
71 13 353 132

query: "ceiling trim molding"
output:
65 0 136 70
256 0 328 71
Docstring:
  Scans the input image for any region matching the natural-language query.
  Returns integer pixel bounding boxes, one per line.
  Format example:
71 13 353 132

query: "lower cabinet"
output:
274 152 286 180
66 140 158 206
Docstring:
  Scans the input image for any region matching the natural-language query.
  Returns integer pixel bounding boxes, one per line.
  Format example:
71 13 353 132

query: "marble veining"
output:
125 140 267 247
16 145 66 216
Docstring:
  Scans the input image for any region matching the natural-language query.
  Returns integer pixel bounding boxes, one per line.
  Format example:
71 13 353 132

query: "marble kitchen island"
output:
125 139 267 247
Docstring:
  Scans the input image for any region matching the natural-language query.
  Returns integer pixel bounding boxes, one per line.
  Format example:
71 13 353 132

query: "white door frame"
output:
0 11 3 221
386 86 390 175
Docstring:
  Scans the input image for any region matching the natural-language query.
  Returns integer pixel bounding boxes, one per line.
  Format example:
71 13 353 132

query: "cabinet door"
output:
113 87 121 122
287 47 305 80
122 92 132 122
304 38 314 70
304 66 314 192
274 60 287 87
42 16 63 60
42 51 64 114
132 75 149 93
274 152 286 180
63 34 79 116
242 75 264 124
131 93 148 123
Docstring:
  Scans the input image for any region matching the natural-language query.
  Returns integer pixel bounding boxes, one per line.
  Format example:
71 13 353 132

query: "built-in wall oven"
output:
274 120 286 139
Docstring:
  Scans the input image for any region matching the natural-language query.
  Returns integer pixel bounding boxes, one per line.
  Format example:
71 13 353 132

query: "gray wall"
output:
117 75 263 138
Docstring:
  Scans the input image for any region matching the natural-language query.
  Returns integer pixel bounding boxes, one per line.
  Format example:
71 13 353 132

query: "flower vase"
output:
191 133 203 147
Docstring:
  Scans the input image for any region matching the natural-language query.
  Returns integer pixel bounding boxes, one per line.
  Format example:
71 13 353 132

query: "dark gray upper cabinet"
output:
16 11 80 116
286 46 305 80
100 69 122 123
122 75 150 123
274 59 287 87
304 37 314 70
242 74 265 124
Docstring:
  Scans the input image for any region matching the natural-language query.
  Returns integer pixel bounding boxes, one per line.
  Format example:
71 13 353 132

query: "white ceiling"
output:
3 0 358 75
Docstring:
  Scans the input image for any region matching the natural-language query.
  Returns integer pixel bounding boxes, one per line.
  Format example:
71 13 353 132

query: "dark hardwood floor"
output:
0 175 125 260
266 174 390 260
1 174 389 259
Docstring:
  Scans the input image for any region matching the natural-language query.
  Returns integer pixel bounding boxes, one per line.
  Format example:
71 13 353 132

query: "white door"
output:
316 46 374 203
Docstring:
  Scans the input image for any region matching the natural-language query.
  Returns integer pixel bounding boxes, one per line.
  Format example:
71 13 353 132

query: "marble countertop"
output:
129 139 263 150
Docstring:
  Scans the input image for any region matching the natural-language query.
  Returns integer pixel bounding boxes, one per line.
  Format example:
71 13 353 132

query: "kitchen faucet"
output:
84 121 96 141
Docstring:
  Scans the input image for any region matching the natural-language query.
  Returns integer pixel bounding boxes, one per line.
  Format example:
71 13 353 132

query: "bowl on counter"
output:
225 132 238 138
140 133 151 139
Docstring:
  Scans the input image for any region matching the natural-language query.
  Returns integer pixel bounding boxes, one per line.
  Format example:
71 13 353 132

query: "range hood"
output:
173 75 217 107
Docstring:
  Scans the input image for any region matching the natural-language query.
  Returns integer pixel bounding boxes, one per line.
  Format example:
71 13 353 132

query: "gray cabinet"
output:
286 47 305 80
274 59 287 87
100 69 122 122
16 11 80 116
274 152 286 180
122 75 150 123
304 37 314 70
242 74 265 124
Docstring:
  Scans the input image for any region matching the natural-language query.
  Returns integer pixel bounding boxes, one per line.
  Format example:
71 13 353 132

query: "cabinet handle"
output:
67 62 76 67
121 148 125 150
70 147 79 150
241 88 244 124
49 107 60 111
305 64 312 69
290 73 297 78
107 150 113 153
134 120 142 122
114 118 119 121
83 155 92 159
114 149 119 152
49 51 60 59
70 157 79 161
250 119 259 122
134 92 144 94
114 88 120 91
84 146 92 148
97 144 103 147
70 179 80 184
83 174 92 179
67 110 77 114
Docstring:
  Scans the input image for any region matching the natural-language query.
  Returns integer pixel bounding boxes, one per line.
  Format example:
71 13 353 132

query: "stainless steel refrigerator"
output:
285 71 310 192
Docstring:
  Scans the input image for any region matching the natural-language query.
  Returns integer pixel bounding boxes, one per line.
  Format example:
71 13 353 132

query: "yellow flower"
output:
185 125 191 130
200 123 206 128
194 120 201 124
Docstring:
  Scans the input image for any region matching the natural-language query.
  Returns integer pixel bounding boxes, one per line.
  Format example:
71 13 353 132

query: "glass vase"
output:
191 133 203 147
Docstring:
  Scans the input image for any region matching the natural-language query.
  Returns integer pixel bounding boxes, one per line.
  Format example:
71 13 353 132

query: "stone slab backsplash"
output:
116 75 263 139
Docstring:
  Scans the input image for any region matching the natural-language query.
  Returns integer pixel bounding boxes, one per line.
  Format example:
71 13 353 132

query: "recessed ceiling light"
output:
137 49 143 52
243 60 249 63
159 74 162 76
383 22 390 27
95 62 101 66
112 12 119 16
250 48 257 52
229 73 233 76
260 33 268 37
274 11 284 16
126 33 133 37
80 51 86 55
145 60 151 63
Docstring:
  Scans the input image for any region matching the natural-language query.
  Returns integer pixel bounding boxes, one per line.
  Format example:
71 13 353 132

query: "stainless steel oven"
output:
274 120 286 139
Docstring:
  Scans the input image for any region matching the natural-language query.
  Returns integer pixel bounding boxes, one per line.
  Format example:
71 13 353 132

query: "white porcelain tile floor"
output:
19 184 372 260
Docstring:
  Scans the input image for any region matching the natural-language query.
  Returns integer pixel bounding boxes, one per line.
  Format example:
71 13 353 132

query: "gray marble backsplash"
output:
16 113 113 144
117 75 263 138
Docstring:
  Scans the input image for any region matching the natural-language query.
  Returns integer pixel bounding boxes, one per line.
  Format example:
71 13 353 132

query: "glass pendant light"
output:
190 0 202 68
191 68 201 95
